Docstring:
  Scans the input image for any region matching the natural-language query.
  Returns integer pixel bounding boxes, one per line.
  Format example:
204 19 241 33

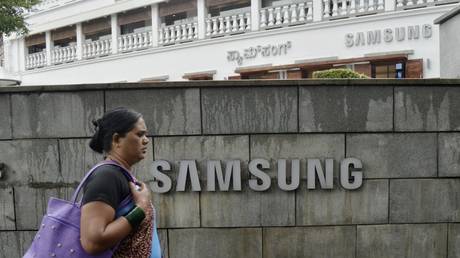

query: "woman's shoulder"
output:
91 164 130 182
82 163 131 209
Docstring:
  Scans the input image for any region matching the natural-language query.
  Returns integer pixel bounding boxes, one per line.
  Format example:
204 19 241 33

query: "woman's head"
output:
89 107 149 164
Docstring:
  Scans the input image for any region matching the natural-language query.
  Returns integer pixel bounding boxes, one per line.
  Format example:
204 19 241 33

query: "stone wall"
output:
0 79 460 258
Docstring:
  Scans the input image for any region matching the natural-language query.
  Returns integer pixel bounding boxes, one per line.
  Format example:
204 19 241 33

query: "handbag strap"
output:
71 160 138 204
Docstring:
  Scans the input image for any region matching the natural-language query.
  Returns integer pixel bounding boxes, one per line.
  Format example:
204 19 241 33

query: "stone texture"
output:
357 224 447 258
448 224 460 258
152 191 200 228
347 133 437 178
11 91 104 138
263 226 355 258
59 137 153 183
299 86 393 132
154 135 249 181
0 231 36 258
251 134 344 179
390 179 460 223
201 181 295 227
169 228 262 258
0 94 11 139
297 179 388 225
0 187 15 230
59 138 102 183
14 186 74 230
106 88 200 135
202 87 297 134
395 87 460 131
158 229 169 258
0 139 60 184
439 133 460 177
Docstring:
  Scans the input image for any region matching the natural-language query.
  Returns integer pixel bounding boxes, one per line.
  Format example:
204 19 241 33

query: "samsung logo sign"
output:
345 24 432 47
151 158 363 193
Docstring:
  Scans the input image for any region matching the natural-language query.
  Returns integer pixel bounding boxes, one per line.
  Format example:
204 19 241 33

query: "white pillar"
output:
151 4 159 47
45 31 53 65
251 0 261 31
18 38 26 71
313 0 323 21
197 0 207 39
111 14 119 54
384 0 395 11
76 23 84 60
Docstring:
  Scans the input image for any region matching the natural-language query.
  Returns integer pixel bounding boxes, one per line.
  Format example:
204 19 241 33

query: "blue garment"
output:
150 209 162 258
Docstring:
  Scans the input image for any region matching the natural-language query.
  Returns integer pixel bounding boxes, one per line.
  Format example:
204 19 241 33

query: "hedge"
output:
312 68 369 78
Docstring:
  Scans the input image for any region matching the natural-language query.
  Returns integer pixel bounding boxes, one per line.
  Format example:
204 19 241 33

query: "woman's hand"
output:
129 181 151 211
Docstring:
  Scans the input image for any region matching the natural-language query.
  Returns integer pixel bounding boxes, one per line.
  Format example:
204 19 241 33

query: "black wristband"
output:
124 205 146 228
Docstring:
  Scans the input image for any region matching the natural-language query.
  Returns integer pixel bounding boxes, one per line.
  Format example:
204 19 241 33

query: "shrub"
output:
312 68 369 79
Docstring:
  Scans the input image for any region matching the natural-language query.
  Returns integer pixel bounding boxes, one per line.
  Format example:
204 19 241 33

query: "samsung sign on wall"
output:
150 158 363 193
345 24 433 47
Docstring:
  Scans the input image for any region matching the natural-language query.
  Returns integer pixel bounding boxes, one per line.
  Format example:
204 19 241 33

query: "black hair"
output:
89 107 142 154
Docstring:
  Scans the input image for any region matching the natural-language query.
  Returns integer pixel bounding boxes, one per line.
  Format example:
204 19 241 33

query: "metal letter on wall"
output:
248 159 271 191
152 160 173 193
277 159 300 191
340 157 363 190
177 160 202 192
207 160 242 191
307 159 334 189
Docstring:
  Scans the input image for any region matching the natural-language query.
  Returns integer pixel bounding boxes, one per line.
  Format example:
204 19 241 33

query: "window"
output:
372 62 405 78
28 44 46 54
120 21 147 35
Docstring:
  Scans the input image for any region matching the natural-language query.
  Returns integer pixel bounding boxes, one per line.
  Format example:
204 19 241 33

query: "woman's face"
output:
117 117 149 164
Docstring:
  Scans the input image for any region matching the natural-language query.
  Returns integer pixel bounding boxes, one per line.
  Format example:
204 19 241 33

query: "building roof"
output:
434 4 460 24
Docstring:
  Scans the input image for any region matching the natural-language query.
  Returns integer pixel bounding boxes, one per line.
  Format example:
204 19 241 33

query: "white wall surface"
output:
439 11 460 78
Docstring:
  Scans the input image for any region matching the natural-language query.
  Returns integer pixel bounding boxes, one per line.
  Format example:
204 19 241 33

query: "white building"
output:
1 0 459 85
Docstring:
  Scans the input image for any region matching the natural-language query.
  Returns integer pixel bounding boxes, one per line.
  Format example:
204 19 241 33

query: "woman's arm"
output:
80 181 151 254
80 201 132 254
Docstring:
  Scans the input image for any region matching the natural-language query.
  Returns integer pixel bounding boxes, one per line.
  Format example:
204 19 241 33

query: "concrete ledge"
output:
1 79 460 93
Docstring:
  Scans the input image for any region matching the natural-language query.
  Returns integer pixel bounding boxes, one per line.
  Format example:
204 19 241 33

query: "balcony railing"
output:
159 22 198 45
206 11 251 37
260 1 313 29
25 51 47 69
119 31 153 52
323 0 384 19
27 0 82 14
51 45 77 64
83 39 112 58
396 0 459 9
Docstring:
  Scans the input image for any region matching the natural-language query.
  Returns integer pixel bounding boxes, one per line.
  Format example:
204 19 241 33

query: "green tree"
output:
0 0 40 36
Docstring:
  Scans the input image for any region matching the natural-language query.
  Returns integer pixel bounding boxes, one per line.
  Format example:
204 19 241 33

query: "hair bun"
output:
92 118 102 128
89 118 104 153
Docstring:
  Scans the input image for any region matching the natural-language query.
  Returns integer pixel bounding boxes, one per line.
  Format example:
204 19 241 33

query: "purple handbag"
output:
23 160 136 258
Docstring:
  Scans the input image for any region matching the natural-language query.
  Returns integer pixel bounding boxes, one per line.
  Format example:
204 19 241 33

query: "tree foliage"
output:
0 0 40 36
312 68 369 79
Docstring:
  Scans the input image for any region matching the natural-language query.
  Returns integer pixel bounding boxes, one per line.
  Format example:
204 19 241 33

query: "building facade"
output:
435 4 460 78
0 0 459 85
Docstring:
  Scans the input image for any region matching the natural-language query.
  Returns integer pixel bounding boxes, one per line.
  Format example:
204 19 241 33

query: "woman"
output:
80 107 161 258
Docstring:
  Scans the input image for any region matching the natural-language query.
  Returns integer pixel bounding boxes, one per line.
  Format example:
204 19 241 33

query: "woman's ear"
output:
112 133 121 149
